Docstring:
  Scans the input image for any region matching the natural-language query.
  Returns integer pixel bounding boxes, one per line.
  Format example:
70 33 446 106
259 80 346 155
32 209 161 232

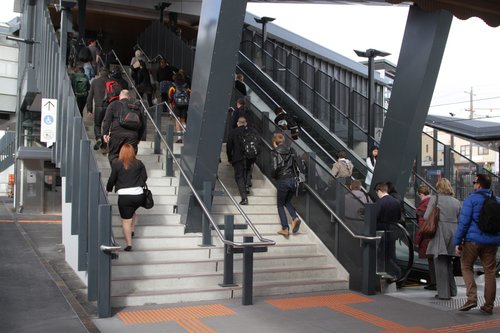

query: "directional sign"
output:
41 98 57 147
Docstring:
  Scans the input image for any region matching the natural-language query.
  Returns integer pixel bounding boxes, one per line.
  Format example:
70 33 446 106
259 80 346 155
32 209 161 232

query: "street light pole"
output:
254 16 275 69
354 48 390 157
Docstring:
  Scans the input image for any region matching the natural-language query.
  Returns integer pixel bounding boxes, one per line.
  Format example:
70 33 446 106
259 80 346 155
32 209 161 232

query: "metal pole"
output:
87 171 100 302
97 204 112 318
201 181 213 246
260 22 266 69
242 236 254 305
362 203 378 295
71 117 82 235
220 215 237 287
154 104 161 154
367 54 375 156
166 124 174 177
77 139 90 271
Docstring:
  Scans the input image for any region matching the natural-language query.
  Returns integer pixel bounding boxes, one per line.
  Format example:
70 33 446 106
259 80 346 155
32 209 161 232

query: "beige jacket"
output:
331 158 353 178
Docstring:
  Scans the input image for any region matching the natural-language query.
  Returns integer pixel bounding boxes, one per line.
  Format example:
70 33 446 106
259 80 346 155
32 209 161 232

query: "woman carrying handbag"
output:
423 178 461 300
106 144 148 251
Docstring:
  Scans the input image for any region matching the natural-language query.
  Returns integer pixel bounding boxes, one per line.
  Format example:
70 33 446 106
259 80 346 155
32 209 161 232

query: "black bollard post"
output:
220 215 238 287
242 236 254 305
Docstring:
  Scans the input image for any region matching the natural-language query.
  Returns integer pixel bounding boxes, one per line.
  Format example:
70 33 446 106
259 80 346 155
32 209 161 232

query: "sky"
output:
246 3 500 121
1 1 499 120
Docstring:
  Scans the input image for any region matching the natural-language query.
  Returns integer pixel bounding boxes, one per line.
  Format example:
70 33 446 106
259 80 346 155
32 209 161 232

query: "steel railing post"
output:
362 203 378 295
154 104 161 154
242 235 254 305
166 124 174 177
220 215 237 287
87 171 101 302
97 204 112 318
77 139 91 271
71 117 82 234
201 181 213 247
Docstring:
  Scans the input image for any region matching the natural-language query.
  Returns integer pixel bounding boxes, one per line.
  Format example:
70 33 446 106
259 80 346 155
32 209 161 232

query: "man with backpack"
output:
168 72 190 143
226 116 260 205
454 173 500 314
70 66 89 115
102 90 146 164
86 67 111 150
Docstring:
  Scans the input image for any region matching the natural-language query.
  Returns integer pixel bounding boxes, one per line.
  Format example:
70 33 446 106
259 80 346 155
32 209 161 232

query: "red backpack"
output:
102 80 122 107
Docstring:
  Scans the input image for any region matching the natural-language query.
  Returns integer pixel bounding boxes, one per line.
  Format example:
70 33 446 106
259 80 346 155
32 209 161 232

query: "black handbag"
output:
142 184 154 209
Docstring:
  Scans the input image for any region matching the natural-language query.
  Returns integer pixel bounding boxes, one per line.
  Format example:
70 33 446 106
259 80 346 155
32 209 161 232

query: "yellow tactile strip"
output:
117 304 236 327
267 293 500 332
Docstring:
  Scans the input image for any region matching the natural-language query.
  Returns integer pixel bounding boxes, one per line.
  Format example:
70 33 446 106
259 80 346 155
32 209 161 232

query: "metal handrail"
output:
146 101 186 132
258 137 380 243
111 49 275 249
216 177 275 245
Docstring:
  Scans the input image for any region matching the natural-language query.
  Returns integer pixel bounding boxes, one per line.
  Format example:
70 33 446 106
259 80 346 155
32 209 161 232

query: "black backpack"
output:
173 82 190 107
78 46 92 62
477 192 500 234
118 101 142 131
240 127 261 159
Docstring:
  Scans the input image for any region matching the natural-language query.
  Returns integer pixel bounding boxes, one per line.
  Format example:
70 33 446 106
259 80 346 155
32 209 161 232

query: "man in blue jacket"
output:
454 174 500 314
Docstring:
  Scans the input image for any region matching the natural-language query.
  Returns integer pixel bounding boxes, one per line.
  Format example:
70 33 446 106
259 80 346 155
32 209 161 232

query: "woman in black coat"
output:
106 144 147 251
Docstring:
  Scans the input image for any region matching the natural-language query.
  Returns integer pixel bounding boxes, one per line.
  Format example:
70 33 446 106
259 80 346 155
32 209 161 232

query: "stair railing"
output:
110 49 275 249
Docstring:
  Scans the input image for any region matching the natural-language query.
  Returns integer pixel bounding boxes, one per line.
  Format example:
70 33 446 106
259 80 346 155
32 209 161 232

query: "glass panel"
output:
316 70 331 102
300 81 314 114
301 62 315 87
352 91 368 131
332 80 350 115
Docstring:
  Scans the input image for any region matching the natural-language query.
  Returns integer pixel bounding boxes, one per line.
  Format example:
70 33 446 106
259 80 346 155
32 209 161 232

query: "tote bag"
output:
142 184 154 209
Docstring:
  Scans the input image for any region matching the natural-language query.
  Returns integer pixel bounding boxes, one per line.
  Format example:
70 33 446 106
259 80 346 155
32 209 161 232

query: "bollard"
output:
154 104 161 154
201 181 213 246
220 215 237 287
166 124 174 177
242 236 254 305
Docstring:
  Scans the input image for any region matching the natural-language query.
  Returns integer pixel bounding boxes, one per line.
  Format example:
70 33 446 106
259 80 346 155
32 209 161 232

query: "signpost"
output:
41 98 57 147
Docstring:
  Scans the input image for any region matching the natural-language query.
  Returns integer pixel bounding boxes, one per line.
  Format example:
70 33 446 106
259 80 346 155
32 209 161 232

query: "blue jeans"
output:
276 177 297 230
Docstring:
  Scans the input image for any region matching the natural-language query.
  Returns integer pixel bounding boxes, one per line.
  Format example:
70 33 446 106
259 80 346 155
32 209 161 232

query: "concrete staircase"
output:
86 114 349 307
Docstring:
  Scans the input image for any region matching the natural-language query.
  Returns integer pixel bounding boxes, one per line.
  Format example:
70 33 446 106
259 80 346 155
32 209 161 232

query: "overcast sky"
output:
247 3 500 121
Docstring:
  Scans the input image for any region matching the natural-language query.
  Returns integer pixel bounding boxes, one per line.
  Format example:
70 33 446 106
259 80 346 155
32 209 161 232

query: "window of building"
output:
478 146 489 155
460 145 470 156
425 144 429 153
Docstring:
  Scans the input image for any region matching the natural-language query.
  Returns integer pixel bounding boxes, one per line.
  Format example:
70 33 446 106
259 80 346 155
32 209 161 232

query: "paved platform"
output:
1 195 499 333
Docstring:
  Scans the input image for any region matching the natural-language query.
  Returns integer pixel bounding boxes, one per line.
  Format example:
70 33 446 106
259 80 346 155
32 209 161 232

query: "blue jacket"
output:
453 188 500 246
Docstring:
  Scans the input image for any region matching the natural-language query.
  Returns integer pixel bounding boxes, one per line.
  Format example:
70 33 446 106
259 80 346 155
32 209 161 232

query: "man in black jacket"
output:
86 67 110 150
271 132 301 238
226 116 257 205
102 90 146 164
375 182 402 278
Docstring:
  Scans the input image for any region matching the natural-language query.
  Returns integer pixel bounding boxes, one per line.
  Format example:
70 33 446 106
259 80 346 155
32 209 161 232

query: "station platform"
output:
1 195 499 333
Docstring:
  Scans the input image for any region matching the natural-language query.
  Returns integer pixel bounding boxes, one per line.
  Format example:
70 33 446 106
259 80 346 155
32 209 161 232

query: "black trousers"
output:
232 158 254 200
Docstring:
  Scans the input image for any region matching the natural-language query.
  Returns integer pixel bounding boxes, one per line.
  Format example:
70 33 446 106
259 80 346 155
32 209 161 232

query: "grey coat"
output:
424 194 461 257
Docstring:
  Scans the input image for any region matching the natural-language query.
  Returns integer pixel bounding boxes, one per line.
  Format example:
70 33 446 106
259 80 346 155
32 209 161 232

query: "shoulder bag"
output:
142 184 154 209
420 194 439 238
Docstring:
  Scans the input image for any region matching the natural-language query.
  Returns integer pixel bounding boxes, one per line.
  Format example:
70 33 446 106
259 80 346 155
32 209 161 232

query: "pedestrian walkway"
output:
1 195 499 333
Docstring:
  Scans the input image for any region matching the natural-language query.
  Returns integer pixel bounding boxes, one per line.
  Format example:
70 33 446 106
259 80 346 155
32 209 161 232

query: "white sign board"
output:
41 98 57 147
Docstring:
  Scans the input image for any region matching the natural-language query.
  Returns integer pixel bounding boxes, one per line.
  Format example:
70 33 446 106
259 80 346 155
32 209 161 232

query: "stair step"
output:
112 214 181 225
112 243 318 263
111 265 339 294
112 254 329 278
111 278 348 307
